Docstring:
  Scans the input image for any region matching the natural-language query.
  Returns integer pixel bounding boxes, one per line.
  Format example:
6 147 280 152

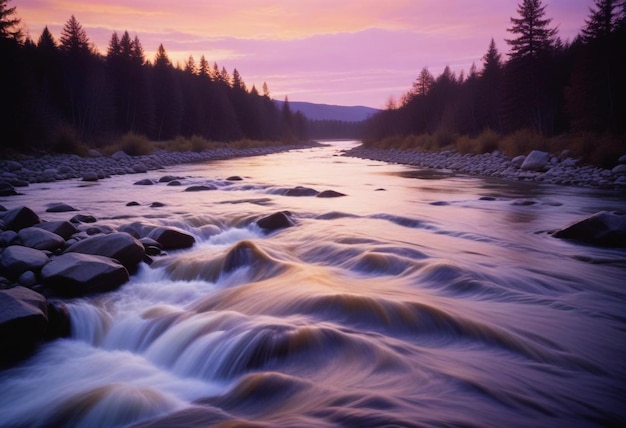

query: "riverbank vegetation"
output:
363 0 626 168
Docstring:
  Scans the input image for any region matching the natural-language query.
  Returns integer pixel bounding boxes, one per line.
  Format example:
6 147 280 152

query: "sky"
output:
17 0 594 109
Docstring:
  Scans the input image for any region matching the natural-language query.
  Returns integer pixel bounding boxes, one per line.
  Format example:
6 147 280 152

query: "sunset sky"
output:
17 0 593 108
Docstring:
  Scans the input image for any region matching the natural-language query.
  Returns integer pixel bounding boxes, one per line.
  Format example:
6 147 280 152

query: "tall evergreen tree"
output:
506 0 557 60
59 15 92 57
0 0 21 41
582 0 623 41
198 55 209 78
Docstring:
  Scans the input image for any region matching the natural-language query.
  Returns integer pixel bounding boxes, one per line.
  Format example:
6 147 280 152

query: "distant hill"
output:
274 100 380 122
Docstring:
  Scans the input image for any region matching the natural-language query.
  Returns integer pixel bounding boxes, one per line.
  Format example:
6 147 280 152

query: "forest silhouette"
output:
1 0 625 166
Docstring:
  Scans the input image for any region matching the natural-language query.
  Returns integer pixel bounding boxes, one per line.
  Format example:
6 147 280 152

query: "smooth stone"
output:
134 179 154 185
34 221 79 240
317 190 347 198
0 286 48 366
2 206 41 231
226 176 243 181
41 252 129 297
70 214 97 224
0 181 17 196
46 202 78 213
520 150 550 171
82 171 99 182
64 232 145 270
150 202 166 208
126 201 141 206
552 211 626 248
159 175 184 183
148 227 196 250
18 227 65 251
0 246 49 279
185 185 217 192
285 186 318 197
0 230 19 247
257 211 294 231
167 180 182 186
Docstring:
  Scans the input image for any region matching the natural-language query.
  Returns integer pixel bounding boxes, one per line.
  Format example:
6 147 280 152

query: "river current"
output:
1 141 625 427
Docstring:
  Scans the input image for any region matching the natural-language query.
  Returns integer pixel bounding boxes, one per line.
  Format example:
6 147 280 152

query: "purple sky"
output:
18 0 593 108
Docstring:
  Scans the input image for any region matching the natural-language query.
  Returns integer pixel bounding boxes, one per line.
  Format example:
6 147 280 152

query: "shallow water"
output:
1 141 626 427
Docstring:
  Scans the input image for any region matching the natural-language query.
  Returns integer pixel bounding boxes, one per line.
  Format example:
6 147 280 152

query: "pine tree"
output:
59 15 92 56
119 31 133 59
198 55 209 78
411 67 434 97
107 32 120 59
37 26 57 50
0 0 22 41
262 82 270 98
582 0 622 41
184 55 196 74
154 44 171 68
130 35 145 66
506 0 557 60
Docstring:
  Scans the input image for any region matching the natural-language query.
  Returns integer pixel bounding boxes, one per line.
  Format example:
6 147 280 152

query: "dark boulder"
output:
226 176 243 181
34 221 79 240
167 180 182 186
159 175 184 183
126 201 141 206
45 202 78 213
41 252 129 297
134 179 154 185
2 206 40 231
64 232 145 270
285 186 318 197
552 211 626 248
0 286 48 366
70 214 97 224
148 227 195 250
256 211 294 231
0 181 18 196
0 246 49 279
18 227 65 251
185 185 217 192
317 190 346 198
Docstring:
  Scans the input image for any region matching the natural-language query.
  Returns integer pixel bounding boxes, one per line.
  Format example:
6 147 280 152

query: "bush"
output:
52 125 87 155
477 129 500 153
498 129 548 157
119 132 153 156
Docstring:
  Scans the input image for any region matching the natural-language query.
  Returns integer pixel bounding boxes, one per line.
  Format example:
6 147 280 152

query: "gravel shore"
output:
0 144 311 190
344 146 626 189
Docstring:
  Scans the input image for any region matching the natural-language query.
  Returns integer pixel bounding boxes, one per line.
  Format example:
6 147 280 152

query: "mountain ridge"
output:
274 100 380 122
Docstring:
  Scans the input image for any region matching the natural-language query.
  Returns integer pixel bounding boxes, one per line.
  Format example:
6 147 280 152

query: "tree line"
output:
363 0 626 160
0 3 308 152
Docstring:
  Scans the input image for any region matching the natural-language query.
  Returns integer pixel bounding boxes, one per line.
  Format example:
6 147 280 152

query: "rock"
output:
126 201 141 206
159 175 184 183
257 211 294 231
619 154 626 164
64 232 145 270
41 252 129 297
520 150 550 171
185 185 217 192
317 190 346 198
46 202 78 213
552 211 626 248
150 202 166 208
0 246 49 278
18 227 65 251
70 214 97 224
82 171 99 182
34 221 79 240
3 160 22 171
226 176 243 181
134 178 154 185
0 286 48 366
285 186 318 197
611 164 626 175
18 271 37 287
111 151 130 161
167 180 182 186
0 230 18 247
2 206 40 231
0 204 6 211
87 149 103 158
148 227 195 250
0 181 18 196
132 163 148 173
511 155 526 168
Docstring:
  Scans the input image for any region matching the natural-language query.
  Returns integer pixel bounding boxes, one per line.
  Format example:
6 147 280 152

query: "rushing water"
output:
1 141 626 427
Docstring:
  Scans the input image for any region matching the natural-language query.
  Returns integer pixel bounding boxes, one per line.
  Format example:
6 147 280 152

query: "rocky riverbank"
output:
343 146 626 189
0 144 313 191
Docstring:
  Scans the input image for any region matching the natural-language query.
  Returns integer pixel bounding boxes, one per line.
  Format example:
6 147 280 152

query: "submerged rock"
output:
285 186 318 197
552 211 626 248
41 252 129 297
148 227 195 250
0 286 48 366
317 190 347 198
257 211 294 231
185 184 217 192
45 202 78 213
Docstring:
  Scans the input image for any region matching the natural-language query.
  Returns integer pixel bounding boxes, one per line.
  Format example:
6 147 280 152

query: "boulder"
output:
257 211 294 231
18 227 65 251
150 202 166 208
0 246 49 279
552 211 626 248
2 206 40 231
167 180 182 186
159 175 184 183
82 171 99 182
41 252 129 297
126 201 141 206
111 151 130 161
285 186 319 197
34 221 79 240
46 202 78 212
70 214 97 224
87 149 103 158
134 178 154 185
64 232 145 270
0 286 48 366
148 227 195 250
317 190 346 198
226 176 243 181
612 164 626 175
0 181 17 196
185 185 217 192
0 230 18 247
520 150 550 171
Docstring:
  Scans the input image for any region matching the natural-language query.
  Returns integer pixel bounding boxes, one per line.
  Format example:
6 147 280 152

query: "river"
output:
1 140 625 427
